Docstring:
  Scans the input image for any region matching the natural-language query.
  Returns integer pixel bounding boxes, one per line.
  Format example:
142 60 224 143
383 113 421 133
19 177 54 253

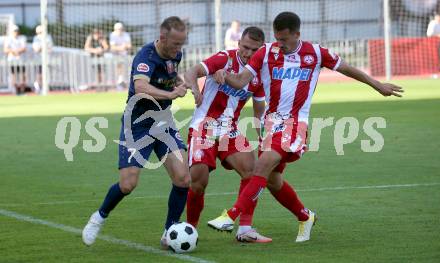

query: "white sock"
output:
237 225 252 235
117 75 124 84
33 82 40 93
92 211 105 224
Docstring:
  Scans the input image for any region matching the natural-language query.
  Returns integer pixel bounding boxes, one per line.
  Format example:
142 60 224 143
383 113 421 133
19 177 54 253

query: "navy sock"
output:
98 183 129 218
165 184 189 230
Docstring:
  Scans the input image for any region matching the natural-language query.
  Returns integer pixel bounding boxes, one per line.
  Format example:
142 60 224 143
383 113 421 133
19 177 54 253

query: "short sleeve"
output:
200 51 228 75
245 45 266 77
109 33 116 45
238 30 243 39
251 74 265 101
427 21 434 36
132 48 155 82
224 29 232 41
125 33 131 44
48 35 54 48
4 37 10 49
32 36 39 48
320 45 341 70
19 36 26 48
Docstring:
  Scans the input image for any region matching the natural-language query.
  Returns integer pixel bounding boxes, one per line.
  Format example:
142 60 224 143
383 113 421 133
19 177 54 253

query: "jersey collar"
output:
283 40 302 55
236 50 245 67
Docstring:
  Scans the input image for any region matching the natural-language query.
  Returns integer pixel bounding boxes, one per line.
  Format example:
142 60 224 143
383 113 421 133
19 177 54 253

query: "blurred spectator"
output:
32 25 54 94
427 13 440 72
85 28 108 84
3 25 27 95
224 20 242 49
110 22 131 56
427 13 440 37
110 22 131 90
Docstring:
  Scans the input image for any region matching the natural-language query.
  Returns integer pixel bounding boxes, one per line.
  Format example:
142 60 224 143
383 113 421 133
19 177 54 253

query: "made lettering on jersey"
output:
271 67 312 81
189 49 265 135
218 83 253 100
245 40 341 129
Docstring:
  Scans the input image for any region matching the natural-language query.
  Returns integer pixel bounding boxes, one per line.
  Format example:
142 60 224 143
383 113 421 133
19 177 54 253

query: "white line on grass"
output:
1 182 439 207
0 209 215 263
296 182 440 192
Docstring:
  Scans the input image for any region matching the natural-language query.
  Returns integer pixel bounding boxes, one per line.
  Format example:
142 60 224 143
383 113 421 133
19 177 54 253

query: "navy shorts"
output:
118 123 187 169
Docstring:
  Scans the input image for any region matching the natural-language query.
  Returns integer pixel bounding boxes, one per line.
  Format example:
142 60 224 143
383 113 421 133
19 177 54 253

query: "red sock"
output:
227 175 267 221
239 200 257 226
186 188 204 227
238 178 256 226
270 181 309 221
238 178 251 195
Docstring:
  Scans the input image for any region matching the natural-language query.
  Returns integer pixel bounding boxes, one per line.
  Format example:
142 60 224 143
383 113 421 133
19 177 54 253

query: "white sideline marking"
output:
0 209 215 263
296 182 440 192
1 182 439 207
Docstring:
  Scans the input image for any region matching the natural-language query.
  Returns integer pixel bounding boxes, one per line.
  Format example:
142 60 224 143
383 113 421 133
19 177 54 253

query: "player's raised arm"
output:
319 44 403 97
185 50 232 105
183 64 206 106
215 43 265 90
134 78 185 100
336 61 404 97
253 99 265 138
251 79 266 138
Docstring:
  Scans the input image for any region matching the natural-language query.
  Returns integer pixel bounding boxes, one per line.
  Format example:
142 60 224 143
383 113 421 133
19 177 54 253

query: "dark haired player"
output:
184 27 271 243
208 11 403 243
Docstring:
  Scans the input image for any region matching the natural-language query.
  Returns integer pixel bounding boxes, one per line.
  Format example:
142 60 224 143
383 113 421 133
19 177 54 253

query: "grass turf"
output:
0 79 439 262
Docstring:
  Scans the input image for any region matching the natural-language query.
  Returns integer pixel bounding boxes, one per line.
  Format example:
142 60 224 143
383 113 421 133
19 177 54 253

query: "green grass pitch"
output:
0 79 439 262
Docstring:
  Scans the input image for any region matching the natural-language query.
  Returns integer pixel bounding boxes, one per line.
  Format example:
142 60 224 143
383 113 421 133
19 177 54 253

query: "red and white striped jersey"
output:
245 40 341 125
190 49 265 132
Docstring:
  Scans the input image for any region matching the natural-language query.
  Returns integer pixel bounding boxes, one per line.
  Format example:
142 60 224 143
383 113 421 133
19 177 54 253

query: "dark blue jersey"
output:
125 41 182 128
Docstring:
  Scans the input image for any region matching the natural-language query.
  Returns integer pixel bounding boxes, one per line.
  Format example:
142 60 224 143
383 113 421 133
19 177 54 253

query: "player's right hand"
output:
214 69 227 84
173 84 187 99
375 83 404 97
192 88 203 107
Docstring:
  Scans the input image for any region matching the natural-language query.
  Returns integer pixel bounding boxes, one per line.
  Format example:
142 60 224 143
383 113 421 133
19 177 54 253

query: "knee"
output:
190 180 206 195
232 157 255 180
267 177 283 193
253 161 268 176
253 154 280 177
119 180 137 194
119 168 139 194
237 165 254 180
190 175 207 194
189 165 209 194
174 171 191 188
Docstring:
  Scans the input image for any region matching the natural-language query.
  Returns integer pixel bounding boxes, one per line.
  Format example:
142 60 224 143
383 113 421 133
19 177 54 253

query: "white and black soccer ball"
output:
166 222 198 253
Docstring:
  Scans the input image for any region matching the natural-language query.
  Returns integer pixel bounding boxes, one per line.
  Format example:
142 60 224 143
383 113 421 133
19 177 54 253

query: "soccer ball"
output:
166 222 198 253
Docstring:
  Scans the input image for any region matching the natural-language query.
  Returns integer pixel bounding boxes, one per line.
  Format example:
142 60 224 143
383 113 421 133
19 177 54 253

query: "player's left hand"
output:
214 69 227 84
375 83 404 97
181 81 203 106
173 84 187 98
192 89 203 107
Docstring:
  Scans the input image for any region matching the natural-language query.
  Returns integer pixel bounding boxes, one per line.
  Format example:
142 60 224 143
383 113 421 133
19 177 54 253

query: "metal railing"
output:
0 39 370 93
0 45 132 93
0 44 218 93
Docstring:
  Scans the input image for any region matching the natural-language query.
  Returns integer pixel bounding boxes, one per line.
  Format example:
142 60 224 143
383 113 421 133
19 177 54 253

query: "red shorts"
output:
188 128 252 171
259 122 308 174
